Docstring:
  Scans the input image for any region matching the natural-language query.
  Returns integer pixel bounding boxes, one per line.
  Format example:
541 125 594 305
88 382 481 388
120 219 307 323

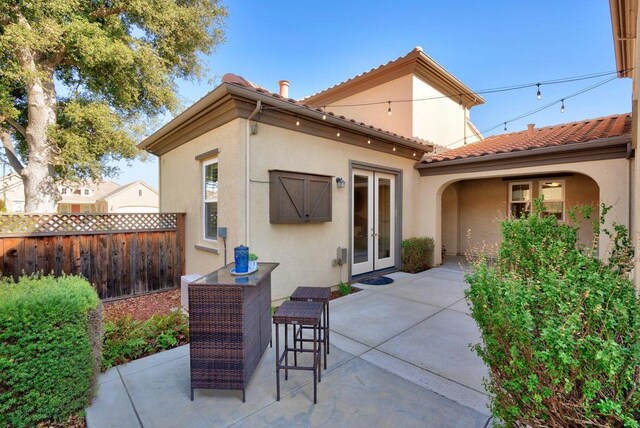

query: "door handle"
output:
371 228 379 237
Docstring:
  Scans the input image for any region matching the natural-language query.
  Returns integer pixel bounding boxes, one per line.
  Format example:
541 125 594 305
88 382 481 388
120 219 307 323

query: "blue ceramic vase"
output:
234 245 249 273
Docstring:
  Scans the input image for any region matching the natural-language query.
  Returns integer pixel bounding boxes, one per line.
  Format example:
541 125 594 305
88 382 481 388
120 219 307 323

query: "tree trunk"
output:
15 15 58 213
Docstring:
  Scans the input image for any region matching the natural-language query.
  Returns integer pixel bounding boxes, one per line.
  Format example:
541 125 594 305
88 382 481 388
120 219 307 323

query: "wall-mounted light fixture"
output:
336 177 346 189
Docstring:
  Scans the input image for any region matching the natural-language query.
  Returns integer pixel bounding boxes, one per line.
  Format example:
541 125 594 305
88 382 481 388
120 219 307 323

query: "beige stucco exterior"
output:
441 174 600 257
159 117 421 300
421 158 631 265
320 74 479 148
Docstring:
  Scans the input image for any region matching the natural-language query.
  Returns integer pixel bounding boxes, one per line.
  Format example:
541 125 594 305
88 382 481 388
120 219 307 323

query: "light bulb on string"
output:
503 122 507 133
387 101 392 116
322 106 326 120
336 129 340 137
367 138 371 144
295 117 300 126
536 83 542 100
560 99 565 113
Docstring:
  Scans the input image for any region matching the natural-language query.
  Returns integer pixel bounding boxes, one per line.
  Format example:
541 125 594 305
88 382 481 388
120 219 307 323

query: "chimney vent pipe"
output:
278 80 290 98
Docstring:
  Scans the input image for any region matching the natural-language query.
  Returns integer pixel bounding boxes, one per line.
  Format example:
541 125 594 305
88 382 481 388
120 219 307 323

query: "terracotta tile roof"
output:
221 73 433 149
421 113 632 164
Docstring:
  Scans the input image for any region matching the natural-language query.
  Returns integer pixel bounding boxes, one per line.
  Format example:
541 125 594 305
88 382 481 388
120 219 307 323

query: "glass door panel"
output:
352 170 374 275
374 173 395 270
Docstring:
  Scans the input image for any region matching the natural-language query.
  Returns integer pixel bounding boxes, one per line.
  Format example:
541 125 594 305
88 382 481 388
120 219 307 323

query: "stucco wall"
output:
425 160 627 264
159 117 421 301
324 75 414 141
440 183 459 255
412 76 480 147
159 119 246 276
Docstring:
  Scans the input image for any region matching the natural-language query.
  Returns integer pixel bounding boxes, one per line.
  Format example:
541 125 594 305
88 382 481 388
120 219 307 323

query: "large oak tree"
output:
0 1 226 212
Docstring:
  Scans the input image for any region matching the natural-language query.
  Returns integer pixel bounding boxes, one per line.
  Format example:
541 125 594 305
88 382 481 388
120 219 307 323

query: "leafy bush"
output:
338 281 351 296
0 275 102 427
401 237 434 273
102 311 189 370
466 201 640 427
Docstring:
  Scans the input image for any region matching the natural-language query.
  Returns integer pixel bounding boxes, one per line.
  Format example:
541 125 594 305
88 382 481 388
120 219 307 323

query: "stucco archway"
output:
419 158 630 265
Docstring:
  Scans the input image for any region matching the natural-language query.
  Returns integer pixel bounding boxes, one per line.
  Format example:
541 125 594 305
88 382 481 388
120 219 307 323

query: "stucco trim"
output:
416 137 631 176
195 244 219 254
195 148 220 161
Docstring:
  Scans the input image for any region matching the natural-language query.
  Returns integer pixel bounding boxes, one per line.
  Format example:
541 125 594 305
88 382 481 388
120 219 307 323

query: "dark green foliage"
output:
466 201 640 427
338 281 351 296
102 311 189 370
401 237 434 273
0 275 101 427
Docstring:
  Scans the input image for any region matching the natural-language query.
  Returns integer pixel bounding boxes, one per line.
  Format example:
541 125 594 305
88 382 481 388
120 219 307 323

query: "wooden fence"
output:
0 213 186 300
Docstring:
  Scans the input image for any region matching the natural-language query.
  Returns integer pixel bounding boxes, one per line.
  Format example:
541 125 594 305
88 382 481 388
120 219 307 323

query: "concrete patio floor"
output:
87 258 493 427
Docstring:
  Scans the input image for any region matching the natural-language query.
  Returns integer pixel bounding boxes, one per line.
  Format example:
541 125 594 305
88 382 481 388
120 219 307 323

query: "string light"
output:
322 106 326 120
336 129 340 137
438 76 617 149
560 99 565 113
503 122 507 133
392 147 396 151
536 83 542 100
387 101 392 116
367 138 371 144
295 117 300 126
413 152 417 157
300 69 626 110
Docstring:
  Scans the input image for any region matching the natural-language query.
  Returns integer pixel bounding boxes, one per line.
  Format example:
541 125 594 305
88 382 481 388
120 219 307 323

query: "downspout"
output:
245 100 262 246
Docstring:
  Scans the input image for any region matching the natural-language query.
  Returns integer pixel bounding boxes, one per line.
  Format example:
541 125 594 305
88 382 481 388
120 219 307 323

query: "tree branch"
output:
0 130 24 174
0 116 26 138
91 7 126 19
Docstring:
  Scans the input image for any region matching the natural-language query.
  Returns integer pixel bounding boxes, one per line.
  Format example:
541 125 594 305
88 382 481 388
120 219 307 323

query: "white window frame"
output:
83 188 90 196
202 158 219 243
61 187 67 195
508 181 532 218
539 179 565 221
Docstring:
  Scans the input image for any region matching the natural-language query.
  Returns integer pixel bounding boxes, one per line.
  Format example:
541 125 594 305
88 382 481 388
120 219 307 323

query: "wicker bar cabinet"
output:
188 262 279 402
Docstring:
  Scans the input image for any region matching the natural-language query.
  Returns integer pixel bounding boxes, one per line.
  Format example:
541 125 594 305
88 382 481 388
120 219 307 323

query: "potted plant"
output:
248 253 259 270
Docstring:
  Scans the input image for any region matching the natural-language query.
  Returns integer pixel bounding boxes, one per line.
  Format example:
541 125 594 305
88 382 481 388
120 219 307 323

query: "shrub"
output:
338 281 351 296
102 310 189 370
466 201 640 427
401 237 434 273
0 275 102 427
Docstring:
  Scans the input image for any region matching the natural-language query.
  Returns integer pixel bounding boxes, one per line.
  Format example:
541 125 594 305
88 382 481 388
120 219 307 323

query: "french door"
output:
351 169 396 276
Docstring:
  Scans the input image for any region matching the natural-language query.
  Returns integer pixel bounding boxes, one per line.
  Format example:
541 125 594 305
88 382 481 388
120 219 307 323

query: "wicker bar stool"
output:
273 300 323 404
290 286 331 369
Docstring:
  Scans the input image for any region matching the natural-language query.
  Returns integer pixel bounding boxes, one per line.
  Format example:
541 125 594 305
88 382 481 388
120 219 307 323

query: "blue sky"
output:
116 0 631 188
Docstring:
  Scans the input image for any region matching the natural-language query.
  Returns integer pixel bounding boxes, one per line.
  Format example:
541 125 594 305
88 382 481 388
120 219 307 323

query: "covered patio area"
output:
87 259 492 427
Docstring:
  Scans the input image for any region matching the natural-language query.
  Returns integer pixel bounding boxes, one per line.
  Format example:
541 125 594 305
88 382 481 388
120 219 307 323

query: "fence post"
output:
177 213 186 275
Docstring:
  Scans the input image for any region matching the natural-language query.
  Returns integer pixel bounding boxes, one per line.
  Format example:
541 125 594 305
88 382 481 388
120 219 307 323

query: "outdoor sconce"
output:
336 177 346 189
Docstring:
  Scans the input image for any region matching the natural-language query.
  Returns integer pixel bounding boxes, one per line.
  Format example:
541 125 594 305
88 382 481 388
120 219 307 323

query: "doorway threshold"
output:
351 267 398 283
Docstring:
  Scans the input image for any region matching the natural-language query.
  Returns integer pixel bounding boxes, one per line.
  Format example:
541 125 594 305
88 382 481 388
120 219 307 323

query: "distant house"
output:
0 173 26 212
141 46 632 300
0 177 159 214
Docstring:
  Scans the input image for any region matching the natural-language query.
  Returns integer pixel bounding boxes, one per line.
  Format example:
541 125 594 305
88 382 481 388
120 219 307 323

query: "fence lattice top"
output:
0 213 181 236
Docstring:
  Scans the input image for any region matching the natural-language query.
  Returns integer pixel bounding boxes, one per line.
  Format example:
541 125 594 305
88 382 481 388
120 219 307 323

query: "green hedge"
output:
0 276 102 427
401 237 434 273
466 203 640 426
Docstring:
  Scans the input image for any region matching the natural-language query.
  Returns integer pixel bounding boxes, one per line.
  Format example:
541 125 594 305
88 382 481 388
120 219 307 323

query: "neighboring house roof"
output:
140 75 433 159
98 180 158 202
302 47 485 108
59 180 121 204
422 113 632 164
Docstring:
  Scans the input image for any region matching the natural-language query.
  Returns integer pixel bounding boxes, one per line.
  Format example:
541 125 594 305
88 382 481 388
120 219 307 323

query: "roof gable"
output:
302 47 485 108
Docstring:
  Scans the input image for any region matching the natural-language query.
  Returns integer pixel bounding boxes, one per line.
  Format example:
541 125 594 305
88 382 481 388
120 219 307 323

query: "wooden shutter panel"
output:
269 171 332 224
